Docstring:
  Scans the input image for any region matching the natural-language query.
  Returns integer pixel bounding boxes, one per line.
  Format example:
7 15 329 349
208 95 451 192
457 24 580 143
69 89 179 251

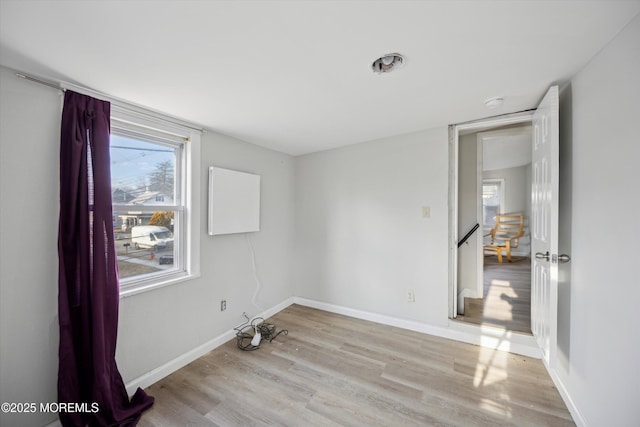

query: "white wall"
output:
293 128 450 325
0 66 61 427
554 13 640 427
483 165 529 216
457 133 480 302
0 65 295 427
116 129 295 382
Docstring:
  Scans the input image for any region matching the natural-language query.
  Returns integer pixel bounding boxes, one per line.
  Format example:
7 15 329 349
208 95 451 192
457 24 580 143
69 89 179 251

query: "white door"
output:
531 86 559 367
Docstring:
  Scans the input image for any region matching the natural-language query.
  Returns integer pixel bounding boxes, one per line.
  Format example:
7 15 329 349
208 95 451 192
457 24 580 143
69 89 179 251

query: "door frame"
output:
448 111 533 318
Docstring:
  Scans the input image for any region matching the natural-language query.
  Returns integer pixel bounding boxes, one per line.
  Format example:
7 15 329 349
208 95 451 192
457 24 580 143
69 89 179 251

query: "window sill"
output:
119 271 200 299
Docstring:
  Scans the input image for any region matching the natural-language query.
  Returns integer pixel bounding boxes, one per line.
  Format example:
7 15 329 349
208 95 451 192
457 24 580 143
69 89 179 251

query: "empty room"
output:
1 1 639 426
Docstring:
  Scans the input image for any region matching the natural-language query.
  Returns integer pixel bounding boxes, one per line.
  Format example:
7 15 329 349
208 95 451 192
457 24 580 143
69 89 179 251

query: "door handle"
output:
536 252 570 263
535 251 550 261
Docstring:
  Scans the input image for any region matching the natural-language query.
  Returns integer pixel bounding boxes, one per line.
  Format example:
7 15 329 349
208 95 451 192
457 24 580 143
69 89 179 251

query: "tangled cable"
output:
234 315 288 351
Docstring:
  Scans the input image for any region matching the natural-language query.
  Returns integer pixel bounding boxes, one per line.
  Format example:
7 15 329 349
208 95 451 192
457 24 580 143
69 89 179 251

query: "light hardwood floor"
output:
139 304 573 426
458 256 532 334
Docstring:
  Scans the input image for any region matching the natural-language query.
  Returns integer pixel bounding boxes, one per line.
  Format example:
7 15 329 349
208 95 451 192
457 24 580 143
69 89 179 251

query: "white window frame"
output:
482 178 505 232
111 106 201 298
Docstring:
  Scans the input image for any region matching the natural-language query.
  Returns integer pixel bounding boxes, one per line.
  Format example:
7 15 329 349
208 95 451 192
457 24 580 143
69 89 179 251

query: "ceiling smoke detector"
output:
372 53 405 74
484 96 505 109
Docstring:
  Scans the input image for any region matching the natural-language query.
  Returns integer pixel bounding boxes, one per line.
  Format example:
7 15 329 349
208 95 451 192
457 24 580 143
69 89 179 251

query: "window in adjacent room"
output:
482 178 504 229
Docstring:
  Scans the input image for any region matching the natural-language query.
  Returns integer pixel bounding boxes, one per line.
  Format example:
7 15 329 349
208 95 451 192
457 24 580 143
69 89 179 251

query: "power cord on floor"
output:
246 234 263 312
234 314 288 351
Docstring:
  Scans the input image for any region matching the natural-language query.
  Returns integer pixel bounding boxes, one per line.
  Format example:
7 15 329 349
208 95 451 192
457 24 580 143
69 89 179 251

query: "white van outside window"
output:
131 225 174 250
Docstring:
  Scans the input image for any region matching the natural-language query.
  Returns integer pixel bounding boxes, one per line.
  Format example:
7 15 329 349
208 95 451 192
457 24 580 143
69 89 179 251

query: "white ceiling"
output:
1 1 639 156
482 126 532 171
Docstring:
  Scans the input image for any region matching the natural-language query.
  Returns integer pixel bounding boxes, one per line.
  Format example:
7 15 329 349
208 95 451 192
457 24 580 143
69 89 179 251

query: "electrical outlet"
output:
408 291 415 302
220 300 227 311
422 206 430 218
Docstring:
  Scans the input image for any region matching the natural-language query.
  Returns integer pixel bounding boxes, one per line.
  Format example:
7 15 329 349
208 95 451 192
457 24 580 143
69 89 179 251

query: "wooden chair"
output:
483 214 525 263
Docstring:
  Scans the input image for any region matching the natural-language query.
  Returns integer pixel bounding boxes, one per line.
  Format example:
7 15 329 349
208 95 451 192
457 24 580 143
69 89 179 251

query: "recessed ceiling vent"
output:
372 53 405 74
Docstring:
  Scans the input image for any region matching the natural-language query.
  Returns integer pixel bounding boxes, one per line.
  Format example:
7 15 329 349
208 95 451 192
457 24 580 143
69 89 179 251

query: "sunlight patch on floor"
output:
473 345 509 388
489 279 512 289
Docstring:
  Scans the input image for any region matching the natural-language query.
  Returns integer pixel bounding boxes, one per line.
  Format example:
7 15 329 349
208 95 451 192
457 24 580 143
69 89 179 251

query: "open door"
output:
531 86 559 367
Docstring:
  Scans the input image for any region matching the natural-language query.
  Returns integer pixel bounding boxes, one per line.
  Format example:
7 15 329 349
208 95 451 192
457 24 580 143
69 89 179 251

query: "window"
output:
482 179 504 229
110 108 200 296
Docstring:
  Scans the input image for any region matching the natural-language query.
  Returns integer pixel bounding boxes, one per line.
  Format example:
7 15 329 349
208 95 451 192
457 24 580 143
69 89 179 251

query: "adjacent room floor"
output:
139 304 572 426
457 256 532 334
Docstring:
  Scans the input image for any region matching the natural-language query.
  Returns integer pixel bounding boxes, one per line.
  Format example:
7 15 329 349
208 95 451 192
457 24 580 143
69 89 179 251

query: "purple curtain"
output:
58 90 153 426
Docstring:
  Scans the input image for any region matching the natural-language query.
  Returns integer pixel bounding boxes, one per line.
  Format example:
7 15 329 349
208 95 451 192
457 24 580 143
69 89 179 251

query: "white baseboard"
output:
124 297 295 395
293 297 541 359
446 318 540 358
546 365 588 427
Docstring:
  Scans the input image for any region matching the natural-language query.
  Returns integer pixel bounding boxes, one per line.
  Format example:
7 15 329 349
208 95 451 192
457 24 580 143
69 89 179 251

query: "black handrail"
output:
458 223 480 248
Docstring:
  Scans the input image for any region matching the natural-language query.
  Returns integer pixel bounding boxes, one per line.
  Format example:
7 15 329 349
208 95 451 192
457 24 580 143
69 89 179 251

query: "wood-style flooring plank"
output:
459 256 532 334
139 304 573 426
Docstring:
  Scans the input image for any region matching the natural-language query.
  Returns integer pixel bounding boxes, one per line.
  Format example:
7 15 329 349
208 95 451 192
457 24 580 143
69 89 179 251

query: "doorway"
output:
449 112 534 334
